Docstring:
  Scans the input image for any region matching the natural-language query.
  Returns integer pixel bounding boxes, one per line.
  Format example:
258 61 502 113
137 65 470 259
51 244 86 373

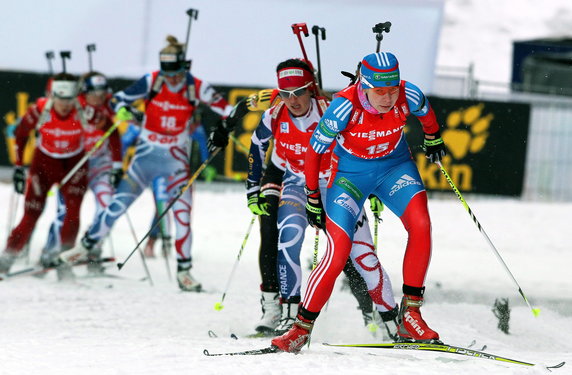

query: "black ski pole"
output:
311 25 326 90
117 148 220 270
372 22 391 52
86 43 96 71
60 51 71 73
45 51 55 75
184 8 199 59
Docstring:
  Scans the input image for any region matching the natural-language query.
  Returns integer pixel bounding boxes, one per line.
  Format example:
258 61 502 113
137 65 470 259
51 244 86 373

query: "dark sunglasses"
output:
161 69 185 77
278 82 312 99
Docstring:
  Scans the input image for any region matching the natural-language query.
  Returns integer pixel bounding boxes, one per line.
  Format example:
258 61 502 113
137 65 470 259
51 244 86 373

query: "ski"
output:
207 330 269 339
203 346 279 356
323 342 565 370
2 257 116 280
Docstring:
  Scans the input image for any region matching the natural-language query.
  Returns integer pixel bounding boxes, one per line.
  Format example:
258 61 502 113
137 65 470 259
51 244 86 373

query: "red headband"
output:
277 67 314 89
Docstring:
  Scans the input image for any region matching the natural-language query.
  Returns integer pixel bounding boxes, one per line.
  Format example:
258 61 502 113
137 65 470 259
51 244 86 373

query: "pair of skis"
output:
203 341 565 370
1 257 116 280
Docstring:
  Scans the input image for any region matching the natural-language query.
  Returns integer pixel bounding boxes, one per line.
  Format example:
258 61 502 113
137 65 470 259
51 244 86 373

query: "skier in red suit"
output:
0 73 89 278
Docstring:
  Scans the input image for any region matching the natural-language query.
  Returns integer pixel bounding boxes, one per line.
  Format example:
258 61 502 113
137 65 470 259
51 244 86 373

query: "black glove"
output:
423 131 446 163
207 122 229 152
225 99 249 131
109 168 124 188
13 166 26 194
305 186 325 229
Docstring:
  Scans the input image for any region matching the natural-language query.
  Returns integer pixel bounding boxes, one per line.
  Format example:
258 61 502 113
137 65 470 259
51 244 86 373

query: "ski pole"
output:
437 161 540 317
312 229 320 270
60 121 121 187
86 44 96 71
214 215 257 311
311 25 326 90
7 190 19 236
184 8 199 58
125 211 153 286
60 51 71 73
155 198 173 281
372 22 391 52
107 233 116 258
118 147 221 270
45 51 55 75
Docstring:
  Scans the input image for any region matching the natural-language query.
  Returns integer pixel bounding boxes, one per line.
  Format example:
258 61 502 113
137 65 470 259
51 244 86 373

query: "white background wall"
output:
0 0 443 92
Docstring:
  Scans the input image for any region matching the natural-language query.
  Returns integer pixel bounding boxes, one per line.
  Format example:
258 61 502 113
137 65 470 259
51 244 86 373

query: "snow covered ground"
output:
1 182 570 374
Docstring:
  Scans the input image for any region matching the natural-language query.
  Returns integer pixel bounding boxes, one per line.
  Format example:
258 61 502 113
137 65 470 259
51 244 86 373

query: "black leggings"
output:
258 162 284 292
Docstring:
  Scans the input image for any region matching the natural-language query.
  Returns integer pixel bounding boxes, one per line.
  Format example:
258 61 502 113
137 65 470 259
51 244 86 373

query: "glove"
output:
207 123 229 152
368 194 384 222
305 185 325 229
246 89 275 111
424 131 446 163
201 165 217 183
109 168 124 188
13 166 26 194
116 106 144 123
246 180 269 216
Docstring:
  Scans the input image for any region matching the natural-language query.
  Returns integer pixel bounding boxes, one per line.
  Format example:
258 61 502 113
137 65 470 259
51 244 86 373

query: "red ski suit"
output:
6 98 89 253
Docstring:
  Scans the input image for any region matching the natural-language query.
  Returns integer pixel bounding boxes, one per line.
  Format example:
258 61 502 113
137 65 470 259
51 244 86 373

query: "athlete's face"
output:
279 84 312 117
366 86 400 113
53 97 75 117
85 90 106 107
164 71 185 86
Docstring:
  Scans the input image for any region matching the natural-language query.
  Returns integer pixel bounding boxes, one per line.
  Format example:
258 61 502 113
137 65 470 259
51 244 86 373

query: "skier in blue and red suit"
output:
272 52 447 352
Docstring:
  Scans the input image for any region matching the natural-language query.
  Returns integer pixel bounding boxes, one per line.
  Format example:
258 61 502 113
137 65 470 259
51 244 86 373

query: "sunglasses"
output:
277 82 312 99
371 86 400 96
161 69 185 77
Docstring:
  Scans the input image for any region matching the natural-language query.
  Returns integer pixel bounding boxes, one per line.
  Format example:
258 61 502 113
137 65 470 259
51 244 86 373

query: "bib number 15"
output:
366 142 389 155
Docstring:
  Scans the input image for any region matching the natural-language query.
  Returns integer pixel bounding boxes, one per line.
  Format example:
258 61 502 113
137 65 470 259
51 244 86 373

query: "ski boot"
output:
86 246 105 275
271 309 316 353
59 234 98 264
274 300 299 336
143 236 157 258
254 291 282 336
379 305 399 342
397 292 440 343
0 251 18 279
176 260 202 292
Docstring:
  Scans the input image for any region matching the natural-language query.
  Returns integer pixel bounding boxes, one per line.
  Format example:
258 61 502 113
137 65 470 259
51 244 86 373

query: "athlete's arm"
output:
193 76 232 117
404 81 440 134
247 111 273 185
14 101 41 166
110 74 152 113
305 96 352 190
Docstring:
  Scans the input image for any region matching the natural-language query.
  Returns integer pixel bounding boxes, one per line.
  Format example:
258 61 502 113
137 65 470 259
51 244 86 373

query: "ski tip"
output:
547 361 565 369
532 308 541 317
203 349 210 356
230 333 238 340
